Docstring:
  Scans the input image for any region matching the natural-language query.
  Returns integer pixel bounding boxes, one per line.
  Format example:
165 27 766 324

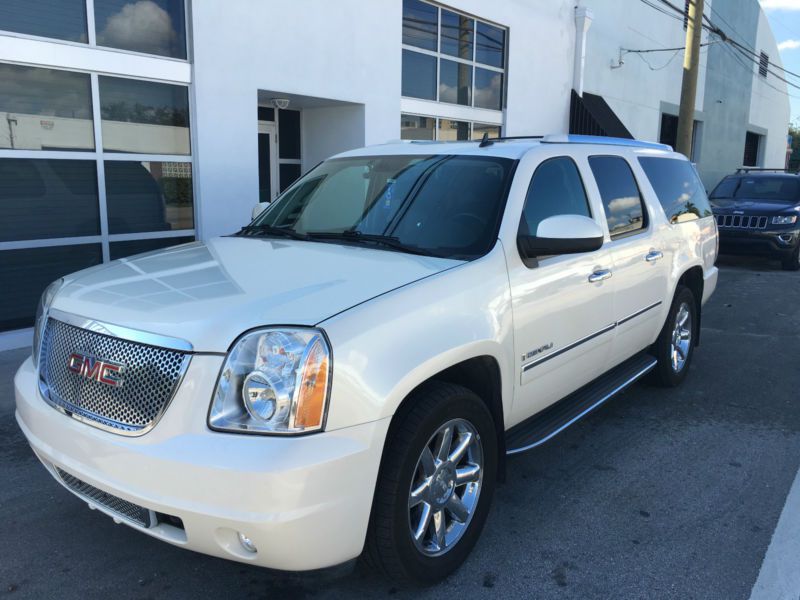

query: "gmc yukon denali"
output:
14 134 719 583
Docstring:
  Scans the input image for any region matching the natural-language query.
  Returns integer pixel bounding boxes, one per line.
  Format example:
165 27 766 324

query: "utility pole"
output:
677 0 704 158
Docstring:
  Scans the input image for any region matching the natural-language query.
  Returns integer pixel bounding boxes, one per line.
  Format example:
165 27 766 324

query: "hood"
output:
51 237 461 352
711 198 800 215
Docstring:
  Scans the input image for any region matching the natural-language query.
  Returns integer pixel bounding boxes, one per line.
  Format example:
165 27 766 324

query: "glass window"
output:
711 176 800 202
441 10 474 59
471 123 500 141
0 0 87 42
105 161 193 234
638 157 713 223
0 159 99 242
278 110 301 160
110 236 194 260
402 50 437 100
280 164 302 192
0 63 94 151
589 156 646 237
258 132 272 203
0 244 102 331
521 157 591 236
476 21 505 68
438 119 470 141
401 114 435 140
402 0 438 51
94 0 187 59
439 59 472 105
256 154 515 260
99 76 190 155
257 106 275 121
474 68 503 110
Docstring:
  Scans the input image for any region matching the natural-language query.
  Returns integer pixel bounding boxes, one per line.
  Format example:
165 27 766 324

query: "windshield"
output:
246 154 516 259
711 176 800 202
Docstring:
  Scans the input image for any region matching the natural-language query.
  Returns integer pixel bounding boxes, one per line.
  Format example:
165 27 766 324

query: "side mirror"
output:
518 214 604 260
252 201 270 220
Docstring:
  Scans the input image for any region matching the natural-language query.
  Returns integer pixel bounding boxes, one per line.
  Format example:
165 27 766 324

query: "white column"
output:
573 6 594 97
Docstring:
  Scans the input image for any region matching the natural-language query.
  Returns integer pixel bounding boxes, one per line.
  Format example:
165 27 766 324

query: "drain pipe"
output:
573 6 594 97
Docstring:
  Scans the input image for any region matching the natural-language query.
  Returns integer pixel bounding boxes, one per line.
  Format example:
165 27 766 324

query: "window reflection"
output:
471 123 500 141
94 0 187 59
401 114 435 140
99 76 190 154
402 0 438 51
0 63 94 151
106 161 193 234
440 59 472 106
402 50 437 100
441 10 473 60
474 68 503 110
0 0 87 42
476 22 505 68
589 156 645 237
438 119 470 141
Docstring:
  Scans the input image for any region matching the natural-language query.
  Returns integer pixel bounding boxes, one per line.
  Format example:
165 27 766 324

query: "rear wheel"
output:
781 244 800 271
650 286 696 387
364 382 497 583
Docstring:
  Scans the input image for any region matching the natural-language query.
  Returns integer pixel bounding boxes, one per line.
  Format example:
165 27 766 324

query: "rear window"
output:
638 157 712 224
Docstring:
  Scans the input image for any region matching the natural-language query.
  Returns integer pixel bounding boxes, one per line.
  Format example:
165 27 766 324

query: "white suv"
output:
14 134 718 583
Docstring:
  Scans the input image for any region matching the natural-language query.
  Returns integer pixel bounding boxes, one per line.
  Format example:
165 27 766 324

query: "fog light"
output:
778 233 794 244
238 532 257 553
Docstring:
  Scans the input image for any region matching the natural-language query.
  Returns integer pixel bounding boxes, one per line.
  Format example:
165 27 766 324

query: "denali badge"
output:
67 352 124 387
522 342 554 362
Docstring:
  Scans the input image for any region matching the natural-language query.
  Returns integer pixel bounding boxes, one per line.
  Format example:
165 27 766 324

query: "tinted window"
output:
521 157 591 236
709 177 738 199
402 50 436 100
441 10 473 59
0 244 102 331
474 68 503 110
279 163 302 193
0 159 99 241
402 0 437 51
0 0 87 42
589 156 646 237
438 119 470 141
105 161 193 234
0 63 94 151
638 157 712 223
400 114 435 140
256 154 515 260
711 176 800 203
472 123 500 140
278 110 301 159
476 22 505 68
99 76 190 154
439 59 472 105
94 0 187 59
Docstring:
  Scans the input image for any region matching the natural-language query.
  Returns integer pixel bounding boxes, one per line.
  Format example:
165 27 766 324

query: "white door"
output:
506 156 616 426
258 121 278 203
585 154 669 366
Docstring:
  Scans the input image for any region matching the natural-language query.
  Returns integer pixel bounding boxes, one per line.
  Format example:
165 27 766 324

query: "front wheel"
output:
363 382 497 583
650 286 697 387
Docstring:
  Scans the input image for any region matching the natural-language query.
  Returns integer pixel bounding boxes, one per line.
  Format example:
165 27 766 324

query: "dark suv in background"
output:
710 168 800 271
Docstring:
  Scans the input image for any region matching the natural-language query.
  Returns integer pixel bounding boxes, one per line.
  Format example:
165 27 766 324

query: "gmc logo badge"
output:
67 353 124 387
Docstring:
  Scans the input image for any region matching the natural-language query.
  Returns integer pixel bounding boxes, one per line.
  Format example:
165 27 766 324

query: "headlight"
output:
772 216 798 225
208 328 331 435
32 278 64 368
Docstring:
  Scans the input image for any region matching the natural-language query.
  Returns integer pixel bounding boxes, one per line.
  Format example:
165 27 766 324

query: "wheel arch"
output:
675 265 704 346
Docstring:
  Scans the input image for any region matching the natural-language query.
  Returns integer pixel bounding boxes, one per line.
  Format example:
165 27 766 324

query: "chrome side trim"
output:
507 357 657 455
616 301 662 326
522 301 663 372
522 323 616 372
48 308 194 352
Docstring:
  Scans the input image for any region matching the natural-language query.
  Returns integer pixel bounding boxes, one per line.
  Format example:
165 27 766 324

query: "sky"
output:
761 0 800 124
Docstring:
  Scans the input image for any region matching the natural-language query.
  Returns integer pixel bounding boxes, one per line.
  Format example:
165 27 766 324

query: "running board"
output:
505 353 658 455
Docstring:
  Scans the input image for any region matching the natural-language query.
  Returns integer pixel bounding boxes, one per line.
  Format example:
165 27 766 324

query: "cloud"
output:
760 0 800 10
778 39 800 50
98 0 176 56
607 196 641 213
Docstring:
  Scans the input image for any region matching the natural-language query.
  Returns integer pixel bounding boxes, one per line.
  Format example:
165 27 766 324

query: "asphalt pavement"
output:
2 255 799 599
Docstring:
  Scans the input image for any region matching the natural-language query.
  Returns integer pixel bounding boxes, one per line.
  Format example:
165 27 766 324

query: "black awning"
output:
569 90 633 139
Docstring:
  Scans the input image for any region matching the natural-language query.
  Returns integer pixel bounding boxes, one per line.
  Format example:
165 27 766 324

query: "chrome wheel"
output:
670 302 692 373
408 418 483 557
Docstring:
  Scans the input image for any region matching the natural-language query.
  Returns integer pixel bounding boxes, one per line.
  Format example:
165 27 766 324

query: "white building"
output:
0 0 789 349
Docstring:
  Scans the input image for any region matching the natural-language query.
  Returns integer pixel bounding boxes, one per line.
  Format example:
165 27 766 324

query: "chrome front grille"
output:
39 318 190 435
715 214 768 229
56 467 153 528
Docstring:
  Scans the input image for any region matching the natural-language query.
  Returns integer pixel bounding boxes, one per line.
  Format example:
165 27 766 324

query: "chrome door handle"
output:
588 269 612 283
645 250 664 262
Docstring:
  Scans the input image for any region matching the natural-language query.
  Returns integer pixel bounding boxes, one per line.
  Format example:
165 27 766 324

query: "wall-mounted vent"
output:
759 52 769 78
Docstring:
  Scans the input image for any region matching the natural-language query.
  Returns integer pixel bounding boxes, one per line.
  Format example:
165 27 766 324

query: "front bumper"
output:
14 356 390 571
718 228 800 258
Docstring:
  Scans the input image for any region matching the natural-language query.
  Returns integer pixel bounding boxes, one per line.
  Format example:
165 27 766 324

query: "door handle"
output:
645 250 664 262
588 269 612 283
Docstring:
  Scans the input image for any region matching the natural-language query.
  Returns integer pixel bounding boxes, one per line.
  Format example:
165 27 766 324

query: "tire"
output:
650 286 697 387
363 381 498 584
781 244 800 271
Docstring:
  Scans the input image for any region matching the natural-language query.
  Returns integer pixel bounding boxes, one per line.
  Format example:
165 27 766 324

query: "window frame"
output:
401 0 507 111
400 112 501 141
588 154 650 241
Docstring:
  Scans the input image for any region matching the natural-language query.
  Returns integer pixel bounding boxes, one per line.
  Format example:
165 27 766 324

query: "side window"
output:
520 157 591 236
589 156 647 238
638 157 713 224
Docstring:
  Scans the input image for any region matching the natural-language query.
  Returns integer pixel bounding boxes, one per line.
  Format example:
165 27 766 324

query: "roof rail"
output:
541 134 672 152
735 167 796 174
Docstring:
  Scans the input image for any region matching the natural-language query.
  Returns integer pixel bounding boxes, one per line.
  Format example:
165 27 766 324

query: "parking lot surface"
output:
2 256 799 599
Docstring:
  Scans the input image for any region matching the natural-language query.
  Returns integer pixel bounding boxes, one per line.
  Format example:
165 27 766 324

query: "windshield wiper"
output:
237 224 309 240
306 230 434 257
